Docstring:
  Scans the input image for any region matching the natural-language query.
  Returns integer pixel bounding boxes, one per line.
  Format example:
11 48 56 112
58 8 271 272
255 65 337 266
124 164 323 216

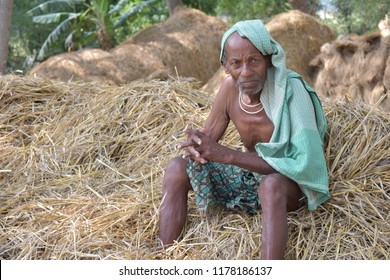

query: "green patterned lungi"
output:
186 159 262 214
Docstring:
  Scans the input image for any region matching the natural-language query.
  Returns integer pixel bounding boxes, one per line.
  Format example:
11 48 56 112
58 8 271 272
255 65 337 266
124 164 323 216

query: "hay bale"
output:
27 49 130 85
0 75 388 260
266 10 335 86
200 67 227 96
29 7 228 86
201 10 335 96
311 17 390 111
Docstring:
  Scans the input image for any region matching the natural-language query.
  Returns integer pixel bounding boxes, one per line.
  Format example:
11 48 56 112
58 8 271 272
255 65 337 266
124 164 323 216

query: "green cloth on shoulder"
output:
220 20 330 210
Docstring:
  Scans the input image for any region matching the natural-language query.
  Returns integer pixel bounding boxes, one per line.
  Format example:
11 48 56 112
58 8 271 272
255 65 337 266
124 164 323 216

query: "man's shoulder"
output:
217 75 236 95
222 74 234 86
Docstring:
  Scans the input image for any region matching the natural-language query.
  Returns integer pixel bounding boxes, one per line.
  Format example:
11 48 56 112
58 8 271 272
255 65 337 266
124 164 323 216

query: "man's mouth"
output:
239 80 258 87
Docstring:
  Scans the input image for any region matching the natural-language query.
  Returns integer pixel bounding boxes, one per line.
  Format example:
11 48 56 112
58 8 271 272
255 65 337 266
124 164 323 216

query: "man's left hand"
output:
179 128 227 165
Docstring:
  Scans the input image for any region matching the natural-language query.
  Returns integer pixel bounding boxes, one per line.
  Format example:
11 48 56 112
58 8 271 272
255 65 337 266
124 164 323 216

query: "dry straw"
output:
0 75 388 260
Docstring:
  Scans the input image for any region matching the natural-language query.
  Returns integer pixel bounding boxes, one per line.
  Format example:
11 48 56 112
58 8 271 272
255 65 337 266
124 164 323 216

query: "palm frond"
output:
32 12 79 24
109 0 130 14
114 0 158 28
27 0 84 16
75 31 98 47
91 0 109 14
37 14 80 61
64 32 74 47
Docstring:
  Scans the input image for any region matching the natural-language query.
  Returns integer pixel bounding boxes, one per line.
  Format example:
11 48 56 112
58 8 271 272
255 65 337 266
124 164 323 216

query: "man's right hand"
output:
177 128 208 165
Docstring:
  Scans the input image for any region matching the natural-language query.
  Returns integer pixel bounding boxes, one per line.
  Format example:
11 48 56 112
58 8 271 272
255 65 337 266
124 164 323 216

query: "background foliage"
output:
6 0 390 74
329 0 389 34
215 0 291 23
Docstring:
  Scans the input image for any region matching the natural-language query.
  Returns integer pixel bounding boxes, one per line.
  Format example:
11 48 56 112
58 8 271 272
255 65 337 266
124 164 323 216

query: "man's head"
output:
220 19 277 63
220 19 288 99
222 31 271 96
220 19 278 96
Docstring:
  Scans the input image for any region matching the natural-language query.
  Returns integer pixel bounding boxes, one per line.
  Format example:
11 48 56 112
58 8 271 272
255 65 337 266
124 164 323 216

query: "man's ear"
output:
223 67 230 75
221 62 230 75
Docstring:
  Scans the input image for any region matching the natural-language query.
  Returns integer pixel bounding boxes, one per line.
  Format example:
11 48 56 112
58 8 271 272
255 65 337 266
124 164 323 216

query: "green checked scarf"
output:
220 20 330 210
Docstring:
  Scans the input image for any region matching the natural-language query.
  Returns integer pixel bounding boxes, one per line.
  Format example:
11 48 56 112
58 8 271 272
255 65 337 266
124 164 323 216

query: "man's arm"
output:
201 77 232 141
179 78 232 162
186 129 277 174
179 78 277 174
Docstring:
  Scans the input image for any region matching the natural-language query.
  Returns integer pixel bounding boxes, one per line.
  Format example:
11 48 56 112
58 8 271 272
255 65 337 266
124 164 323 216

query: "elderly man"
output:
159 19 330 259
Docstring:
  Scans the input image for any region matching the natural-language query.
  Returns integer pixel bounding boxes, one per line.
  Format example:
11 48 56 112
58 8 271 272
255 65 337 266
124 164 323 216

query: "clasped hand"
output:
177 128 223 165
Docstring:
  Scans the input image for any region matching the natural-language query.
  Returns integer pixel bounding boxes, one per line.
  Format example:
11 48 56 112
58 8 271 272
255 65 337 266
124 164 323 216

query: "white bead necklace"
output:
239 92 264 114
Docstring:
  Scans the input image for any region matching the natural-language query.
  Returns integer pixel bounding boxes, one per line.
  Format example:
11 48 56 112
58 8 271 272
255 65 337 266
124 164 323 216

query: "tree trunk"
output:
166 0 183 16
0 0 13 74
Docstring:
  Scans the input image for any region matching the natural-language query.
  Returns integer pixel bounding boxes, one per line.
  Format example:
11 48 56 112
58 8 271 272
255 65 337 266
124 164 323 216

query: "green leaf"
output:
109 0 130 14
115 0 158 28
37 13 79 60
32 12 79 24
27 0 84 16
75 31 98 47
92 0 109 14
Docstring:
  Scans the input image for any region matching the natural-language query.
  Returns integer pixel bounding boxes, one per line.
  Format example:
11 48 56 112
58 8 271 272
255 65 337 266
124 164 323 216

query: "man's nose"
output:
240 63 252 77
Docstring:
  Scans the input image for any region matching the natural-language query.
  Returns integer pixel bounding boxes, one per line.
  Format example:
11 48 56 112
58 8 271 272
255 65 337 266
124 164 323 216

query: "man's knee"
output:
258 173 299 208
166 156 187 175
163 156 191 192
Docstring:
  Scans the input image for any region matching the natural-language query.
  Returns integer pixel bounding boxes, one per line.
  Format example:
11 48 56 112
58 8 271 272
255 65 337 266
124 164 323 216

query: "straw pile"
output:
311 17 390 111
29 7 228 86
266 10 335 86
0 75 389 260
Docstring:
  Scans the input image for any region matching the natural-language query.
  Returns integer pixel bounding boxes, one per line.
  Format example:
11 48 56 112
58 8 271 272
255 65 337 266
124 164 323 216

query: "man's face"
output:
223 32 271 96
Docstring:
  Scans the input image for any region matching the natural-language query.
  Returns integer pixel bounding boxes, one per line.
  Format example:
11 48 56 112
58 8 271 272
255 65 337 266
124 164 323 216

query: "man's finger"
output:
183 129 202 145
187 146 200 158
177 137 198 149
199 127 207 134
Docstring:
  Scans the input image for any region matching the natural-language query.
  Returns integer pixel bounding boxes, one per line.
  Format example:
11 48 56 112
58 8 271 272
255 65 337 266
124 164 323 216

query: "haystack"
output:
201 10 335 96
266 10 335 85
0 75 389 260
29 7 228 85
311 18 390 111
200 67 227 96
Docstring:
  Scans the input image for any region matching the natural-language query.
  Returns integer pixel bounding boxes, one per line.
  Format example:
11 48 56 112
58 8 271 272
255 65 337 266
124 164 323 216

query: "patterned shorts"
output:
186 159 263 214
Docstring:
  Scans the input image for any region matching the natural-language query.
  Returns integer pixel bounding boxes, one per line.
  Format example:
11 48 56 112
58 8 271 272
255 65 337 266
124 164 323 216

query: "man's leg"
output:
159 156 192 245
258 173 302 259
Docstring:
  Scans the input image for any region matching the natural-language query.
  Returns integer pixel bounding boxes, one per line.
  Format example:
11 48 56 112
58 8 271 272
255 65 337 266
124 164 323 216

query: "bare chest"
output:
230 106 274 152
